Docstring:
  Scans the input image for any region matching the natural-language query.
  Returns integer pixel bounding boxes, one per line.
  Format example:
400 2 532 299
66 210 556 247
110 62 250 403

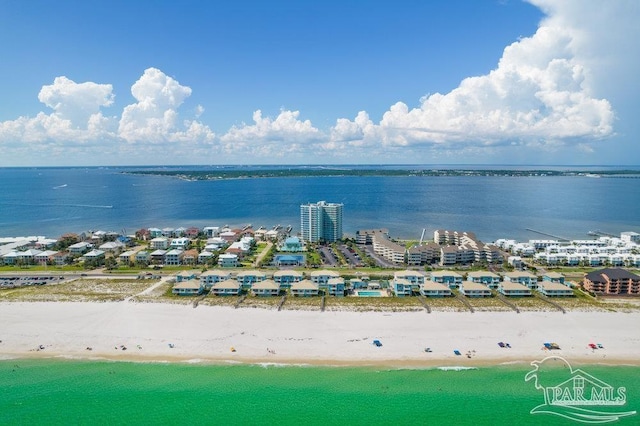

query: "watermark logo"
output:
525 356 636 423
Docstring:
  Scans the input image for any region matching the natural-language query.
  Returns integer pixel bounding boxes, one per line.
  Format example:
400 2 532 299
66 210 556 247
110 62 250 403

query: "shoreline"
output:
2 301 639 368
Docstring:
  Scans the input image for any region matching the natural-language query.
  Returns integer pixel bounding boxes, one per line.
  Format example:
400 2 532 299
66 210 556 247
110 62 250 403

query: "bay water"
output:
1 166 638 241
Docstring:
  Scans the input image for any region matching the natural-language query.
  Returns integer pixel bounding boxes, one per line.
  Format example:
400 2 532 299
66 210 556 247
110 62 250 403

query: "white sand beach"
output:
1 301 639 367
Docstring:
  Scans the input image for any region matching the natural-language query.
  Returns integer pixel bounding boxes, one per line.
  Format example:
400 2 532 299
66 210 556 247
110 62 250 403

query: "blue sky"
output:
0 0 637 166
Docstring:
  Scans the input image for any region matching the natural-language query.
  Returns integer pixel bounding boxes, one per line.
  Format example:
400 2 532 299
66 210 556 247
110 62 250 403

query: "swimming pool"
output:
356 290 383 297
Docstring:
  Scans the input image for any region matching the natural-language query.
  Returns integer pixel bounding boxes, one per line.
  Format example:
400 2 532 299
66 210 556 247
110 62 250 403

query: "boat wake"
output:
53 184 68 189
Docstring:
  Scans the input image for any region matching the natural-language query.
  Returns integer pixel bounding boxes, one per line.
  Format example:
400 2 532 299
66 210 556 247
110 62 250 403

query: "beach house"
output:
459 281 492 297
170 237 190 250
236 270 267 290
200 270 232 290
198 250 214 264
218 253 238 268
280 237 304 252
392 278 413 297
150 249 167 264
503 271 538 289
498 281 532 297
290 279 319 297
251 279 280 297
537 281 574 297
349 277 368 290
34 250 57 265
164 249 184 266
394 270 426 289
273 270 303 288
68 242 93 256
419 281 451 297
310 270 341 290
542 272 566 285
429 270 463 289
172 280 204 296
211 279 241 296
53 251 70 266
118 250 136 264
466 271 501 289
150 237 169 250
135 251 150 264
327 277 346 297
175 270 197 282
82 249 105 265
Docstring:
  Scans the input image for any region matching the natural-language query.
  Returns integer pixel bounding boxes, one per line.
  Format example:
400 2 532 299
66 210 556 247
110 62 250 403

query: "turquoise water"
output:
357 290 383 297
1 360 638 425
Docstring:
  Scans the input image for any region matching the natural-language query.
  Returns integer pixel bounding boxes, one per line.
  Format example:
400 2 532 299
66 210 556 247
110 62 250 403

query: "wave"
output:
437 366 478 371
53 184 68 189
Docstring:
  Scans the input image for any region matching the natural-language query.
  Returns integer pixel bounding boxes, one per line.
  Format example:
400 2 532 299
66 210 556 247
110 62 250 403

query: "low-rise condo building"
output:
273 270 304 288
466 271 501 289
429 270 463 289
459 281 492 297
419 281 451 297
503 271 538 289
211 279 241 296
251 279 280 297
200 270 232 290
583 268 640 295
291 279 319 297
498 281 532 297
537 281 574 297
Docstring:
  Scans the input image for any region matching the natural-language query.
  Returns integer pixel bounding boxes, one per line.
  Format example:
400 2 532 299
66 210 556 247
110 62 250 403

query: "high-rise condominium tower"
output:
300 201 343 243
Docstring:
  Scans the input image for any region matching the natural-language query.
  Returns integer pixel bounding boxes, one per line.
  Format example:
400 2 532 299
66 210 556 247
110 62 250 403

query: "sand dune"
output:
1 301 638 367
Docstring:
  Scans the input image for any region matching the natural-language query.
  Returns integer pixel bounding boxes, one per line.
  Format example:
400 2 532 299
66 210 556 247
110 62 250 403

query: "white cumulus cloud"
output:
0 77 116 145
220 109 321 156
118 67 215 144
328 0 618 156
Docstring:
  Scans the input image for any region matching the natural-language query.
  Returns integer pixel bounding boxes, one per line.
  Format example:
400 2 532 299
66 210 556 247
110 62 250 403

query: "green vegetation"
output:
0 279 153 302
125 168 640 181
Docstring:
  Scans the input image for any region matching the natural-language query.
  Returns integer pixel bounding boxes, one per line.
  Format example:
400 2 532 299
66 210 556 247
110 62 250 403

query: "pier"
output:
525 228 570 241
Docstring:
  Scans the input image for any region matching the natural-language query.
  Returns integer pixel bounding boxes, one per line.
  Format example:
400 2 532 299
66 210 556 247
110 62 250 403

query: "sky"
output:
0 0 638 166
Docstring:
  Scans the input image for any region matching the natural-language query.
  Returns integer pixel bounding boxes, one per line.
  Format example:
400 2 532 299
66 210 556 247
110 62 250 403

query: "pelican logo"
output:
525 356 636 423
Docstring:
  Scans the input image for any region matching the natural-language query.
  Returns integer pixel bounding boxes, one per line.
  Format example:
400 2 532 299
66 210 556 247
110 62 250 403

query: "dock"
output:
525 228 570 241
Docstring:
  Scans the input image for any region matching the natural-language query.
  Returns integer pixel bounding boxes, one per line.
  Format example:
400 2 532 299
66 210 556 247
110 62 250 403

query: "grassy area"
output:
325 295 423 312
0 279 154 302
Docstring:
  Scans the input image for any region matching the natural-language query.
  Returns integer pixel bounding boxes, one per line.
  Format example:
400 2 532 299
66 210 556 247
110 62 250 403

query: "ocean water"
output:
0 166 639 242
1 360 638 425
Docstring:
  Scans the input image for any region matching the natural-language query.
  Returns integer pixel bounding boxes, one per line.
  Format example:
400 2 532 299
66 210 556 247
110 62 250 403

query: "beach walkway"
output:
416 295 431 313
125 275 174 302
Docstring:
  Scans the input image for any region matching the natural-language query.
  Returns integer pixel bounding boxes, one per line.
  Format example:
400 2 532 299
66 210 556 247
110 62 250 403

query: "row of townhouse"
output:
173 269 349 297
1 245 112 266
534 252 640 267
390 269 573 298
360 229 503 266
496 232 639 260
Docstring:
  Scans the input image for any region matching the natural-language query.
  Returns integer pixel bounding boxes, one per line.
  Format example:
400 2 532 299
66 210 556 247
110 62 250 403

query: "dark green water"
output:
1 360 638 425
